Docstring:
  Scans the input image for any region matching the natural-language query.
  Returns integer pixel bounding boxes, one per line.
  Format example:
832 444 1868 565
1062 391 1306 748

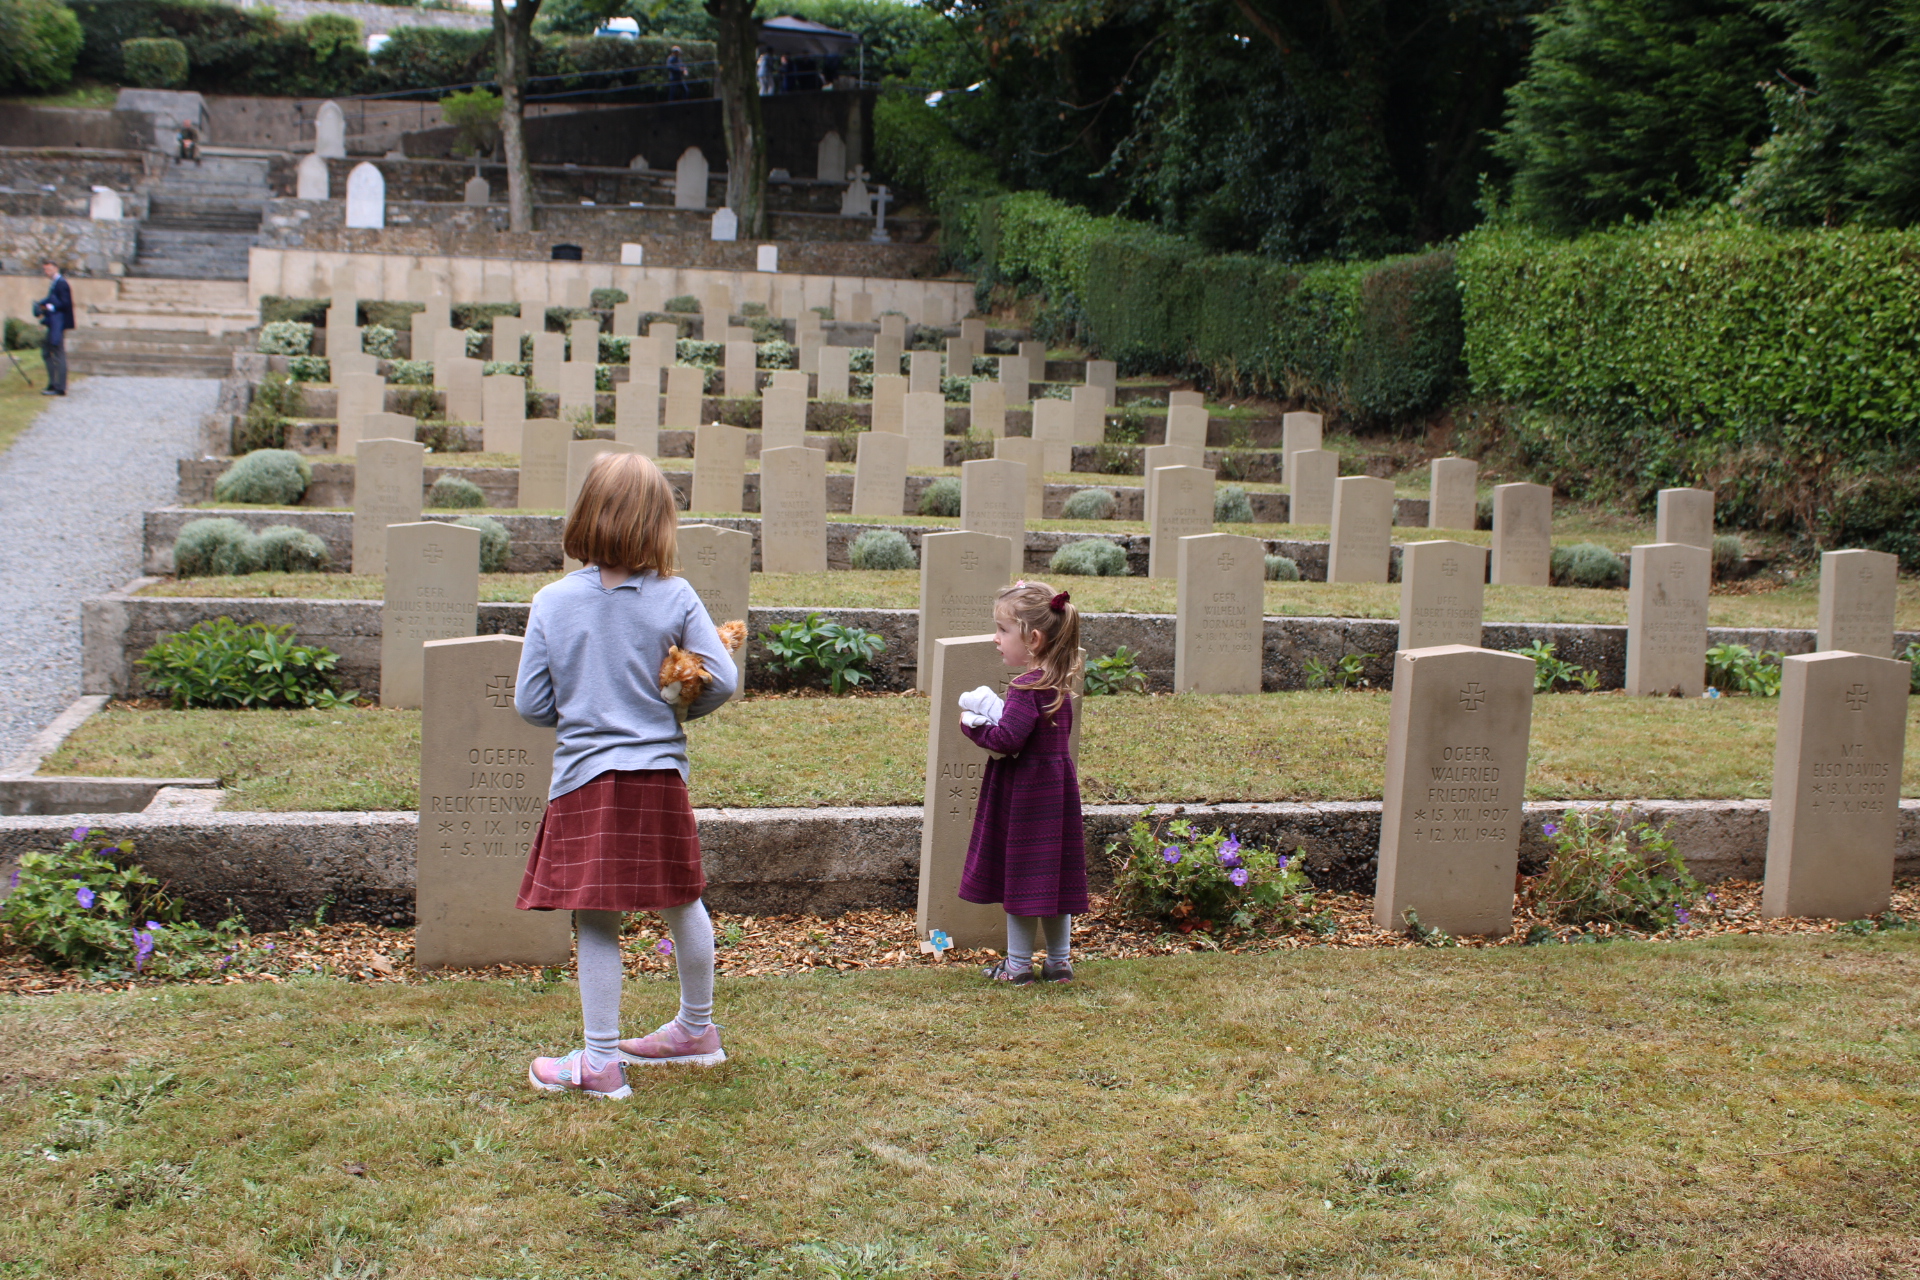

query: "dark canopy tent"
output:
757 16 864 82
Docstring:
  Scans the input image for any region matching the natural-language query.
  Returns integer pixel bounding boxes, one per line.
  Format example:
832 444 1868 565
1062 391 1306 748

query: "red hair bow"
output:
1049 591 1070 611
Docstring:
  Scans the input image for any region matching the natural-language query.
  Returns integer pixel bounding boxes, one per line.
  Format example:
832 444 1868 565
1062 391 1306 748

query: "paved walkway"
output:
0 376 215 764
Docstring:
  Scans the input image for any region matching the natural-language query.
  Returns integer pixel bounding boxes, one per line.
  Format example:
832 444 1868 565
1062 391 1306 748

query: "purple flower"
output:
1675 908 1691 924
1542 822 1560 837
7 868 15 892
133 930 154 972
262 942 274 951
1277 855 1289 872
1228 868 1250 888
1161 846 1181 865
656 938 673 957
71 827 89 842
1707 893 1718 903
146 921 162 931
1218 839 1243 870
75 886 95 909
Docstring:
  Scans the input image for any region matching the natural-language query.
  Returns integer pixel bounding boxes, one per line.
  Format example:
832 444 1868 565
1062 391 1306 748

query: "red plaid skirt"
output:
515 769 706 912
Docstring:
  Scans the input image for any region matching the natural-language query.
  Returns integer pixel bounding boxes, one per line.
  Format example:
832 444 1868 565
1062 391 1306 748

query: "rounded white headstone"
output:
295 152 329 201
345 162 386 229
756 244 778 273
710 207 738 242
315 101 347 159
674 146 709 210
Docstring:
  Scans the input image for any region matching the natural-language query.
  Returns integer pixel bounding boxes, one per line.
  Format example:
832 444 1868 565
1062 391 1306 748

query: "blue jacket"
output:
36 275 74 345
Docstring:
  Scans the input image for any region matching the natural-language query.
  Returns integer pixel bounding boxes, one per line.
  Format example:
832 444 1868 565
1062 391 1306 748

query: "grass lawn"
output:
41 692 1920 811
135 569 1920 632
3 935 1917 1277
0 349 55 456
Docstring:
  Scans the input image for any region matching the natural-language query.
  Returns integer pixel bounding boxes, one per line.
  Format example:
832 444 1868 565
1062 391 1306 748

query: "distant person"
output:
32 259 73 397
756 47 774 97
666 45 687 101
779 54 794 94
176 121 199 166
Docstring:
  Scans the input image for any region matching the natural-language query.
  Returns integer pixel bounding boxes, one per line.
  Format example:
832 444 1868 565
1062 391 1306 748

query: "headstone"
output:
517 420 571 511
678 524 751 700
903 391 946 469
431 327 469 366
629 154 648 171
1762 651 1911 920
1428 457 1478 532
960 458 1027 579
483 273 514 303
760 381 807 453
840 172 869 219
1019 340 1046 381
775 283 803 318
1326 475 1394 584
703 283 732 323
611 301 642 336
492 315 531 365
1817 549 1898 656
363 412 416 452
1281 411 1322 483
1398 541 1488 651
917 531 1015 693
945 337 970 380
968 380 1006 437
870 373 907 434
620 242 643 266
1165 404 1208 450
724 339 757 399
850 429 908 518
664 365 704 429
463 174 489 205
1142 443 1204 527
352 438 425 574
874 331 904 381
848 290 874 323
675 147 709 209
568 316 599 361
438 355 483 423
960 318 987 359
1168 390 1203 409
795 312 821 378
756 244 778 273
613 377 659 454
919 635 1029 947
1070 385 1106 444
817 344 851 400
295 154 328 200
711 207 738 242
1373 644 1534 936
414 633 569 968
758 446 827 574
1085 360 1117 405
1174 533 1265 694
646 321 678 364
1031 399 1074 475
1625 543 1710 697
1490 483 1552 586
556 277 588 310
315 101 346 158
380 521 481 709
908 350 941 397
691 423 747 513
331 335 375 381
409 308 448 359
817 130 846 181
994 436 1046 520
345 162 384 229
558 361 597 422
1147 466 1214 579
1288 448 1338 527
1656 487 1715 551
334 371 386 456
530 332 565 391
482 374 526 455
998 354 1030 405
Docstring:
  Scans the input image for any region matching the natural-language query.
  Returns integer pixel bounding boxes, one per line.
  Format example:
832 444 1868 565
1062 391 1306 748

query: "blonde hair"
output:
995 579 1081 717
563 452 678 575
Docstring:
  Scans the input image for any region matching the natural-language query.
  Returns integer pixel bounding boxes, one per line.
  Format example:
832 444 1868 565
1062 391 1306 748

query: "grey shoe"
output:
982 958 1035 984
1040 959 1074 983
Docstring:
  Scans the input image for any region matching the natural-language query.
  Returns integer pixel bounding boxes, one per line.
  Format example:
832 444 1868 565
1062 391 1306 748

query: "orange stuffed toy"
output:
659 620 747 721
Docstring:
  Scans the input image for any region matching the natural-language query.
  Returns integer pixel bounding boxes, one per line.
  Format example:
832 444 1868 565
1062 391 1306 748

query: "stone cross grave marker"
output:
1817 549 1898 656
904 391 947 469
759 446 827 574
530 332 565 393
1327 475 1394 584
961 458 1027 580
414 633 569 969
874 331 904 383
1071 386 1106 444
851 429 908 518
675 147 709 209
1763 651 1912 920
482 373 526 455
352 437 424 575
760 379 808 453
517 419 570 511
918 635 1024 948
817 345 851 400
1288 448 1338 526
1373 644 1534 937
678 523 752 698
315 101 346 158
1491 483 1552 586
296 153 328 200
1428 457 1478 532
725 339 758 400
614 377 659 455
870 373 907 434
1143 443 1204 527
917 530 1015 693
998 354 1030 405
994 436 1047 520
1656 488 1714 551
557 362 596 424
345 163 384 228
1165 405 1208 450
1148 465 1215 579
1281 411 1322 484
969 379 1006 437
1031 399 1074 475
335 371 386 456
664 365 704 429
381 521 481 709
1626 543 1709 697
1175 532 1265 694
691 423 747 513
909 350 941 397
1399 540 1487 651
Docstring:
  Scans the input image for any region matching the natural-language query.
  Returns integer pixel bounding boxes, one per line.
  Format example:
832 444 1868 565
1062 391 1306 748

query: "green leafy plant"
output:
1061 487 1118 520
665 294 699 313
138 618 355 710
172 518 260 577
1904 642 1920 695
454 515 510 572
1049 538 1129 576
439 86 500 158
120 35 186 87
361 324 398 359
1401 907 1457 947
5 315 47 351
250 525 330 573
1837 912 1917 937
1705 643 1782 696
1549 542 1625 588
917 477 961 517
1214 485 1254 523
1107 810 1312 930
238 372 302 453
1304 653 1371 690
0 0 83 92
848 529 916 570
287 355 329 383
386 359 432 386
256 320 313 356
213 448 310 506
759 613 886 695
1265 554 1300 581
1530 808 1700 931
1516 639 1598 693
429 476 485 509
1711 533 1745 578
1084 647 1147 696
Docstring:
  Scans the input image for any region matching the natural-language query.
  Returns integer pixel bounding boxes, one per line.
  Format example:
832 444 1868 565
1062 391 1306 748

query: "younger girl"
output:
958 580 1089 983
514 452 738 1099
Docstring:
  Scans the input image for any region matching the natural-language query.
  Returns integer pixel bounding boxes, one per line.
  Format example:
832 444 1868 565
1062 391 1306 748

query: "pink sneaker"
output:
617 1020 726 1067
528 1050 632 1099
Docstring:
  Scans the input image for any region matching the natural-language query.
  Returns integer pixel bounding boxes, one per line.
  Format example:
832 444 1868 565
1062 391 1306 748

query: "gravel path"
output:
0 376 215 764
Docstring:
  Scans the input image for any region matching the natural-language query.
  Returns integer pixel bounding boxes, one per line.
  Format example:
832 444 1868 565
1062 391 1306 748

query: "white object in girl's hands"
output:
958 684 1004 728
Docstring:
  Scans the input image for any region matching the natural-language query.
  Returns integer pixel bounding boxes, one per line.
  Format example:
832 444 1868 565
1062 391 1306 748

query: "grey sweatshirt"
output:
514 568 738 800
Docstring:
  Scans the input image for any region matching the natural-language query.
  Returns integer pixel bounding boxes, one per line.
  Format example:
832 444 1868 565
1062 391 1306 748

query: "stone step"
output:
84 308 257 334
114 278 250 305
69 331 246 354
66 358 233 378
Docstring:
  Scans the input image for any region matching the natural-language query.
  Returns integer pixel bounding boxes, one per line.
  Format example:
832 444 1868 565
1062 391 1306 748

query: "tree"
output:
0 0 84 94
706 0 767 237
492 0 544 232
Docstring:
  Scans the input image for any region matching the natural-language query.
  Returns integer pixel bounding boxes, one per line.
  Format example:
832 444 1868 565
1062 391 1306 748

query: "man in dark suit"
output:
33 259 73 396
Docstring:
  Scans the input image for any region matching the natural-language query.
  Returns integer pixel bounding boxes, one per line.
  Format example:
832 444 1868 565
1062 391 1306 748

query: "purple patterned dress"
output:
957 671 1088 916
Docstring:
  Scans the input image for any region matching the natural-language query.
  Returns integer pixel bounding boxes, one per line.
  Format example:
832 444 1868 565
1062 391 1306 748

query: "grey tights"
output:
1005 913 1071 974
575 903 714 1069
